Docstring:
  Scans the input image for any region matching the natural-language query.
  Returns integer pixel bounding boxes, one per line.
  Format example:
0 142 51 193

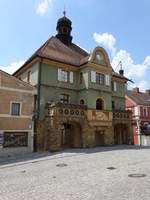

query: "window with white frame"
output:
143 107 148 117
96 72 104 84
105 74 110 86
112 81 117 91
58 68 73 83
11 103 21 116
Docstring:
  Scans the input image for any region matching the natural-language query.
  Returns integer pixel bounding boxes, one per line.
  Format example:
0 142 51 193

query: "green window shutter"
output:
70 71 73 83
91 71 96 83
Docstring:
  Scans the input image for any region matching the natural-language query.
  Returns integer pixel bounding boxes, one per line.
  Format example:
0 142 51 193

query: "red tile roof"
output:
126 90 150 106
13 36 129 82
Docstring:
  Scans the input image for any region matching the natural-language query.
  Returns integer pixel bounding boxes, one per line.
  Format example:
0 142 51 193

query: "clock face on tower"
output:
93 51 106 66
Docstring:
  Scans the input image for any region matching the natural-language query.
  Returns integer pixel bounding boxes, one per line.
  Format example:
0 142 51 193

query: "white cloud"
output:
0 60 25 75
93 32 150 91
136 80 149 92
111 50 148 79
144 55 150 67
93 32 116 56
36 0 54 16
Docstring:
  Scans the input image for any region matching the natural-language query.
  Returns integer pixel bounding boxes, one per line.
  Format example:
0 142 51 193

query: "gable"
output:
0 70 36 93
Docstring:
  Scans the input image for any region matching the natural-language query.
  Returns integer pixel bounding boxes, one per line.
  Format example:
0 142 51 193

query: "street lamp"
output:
135 115 141 146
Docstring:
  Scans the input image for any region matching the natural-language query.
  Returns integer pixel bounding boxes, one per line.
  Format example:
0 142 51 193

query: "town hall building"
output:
13 11 133 151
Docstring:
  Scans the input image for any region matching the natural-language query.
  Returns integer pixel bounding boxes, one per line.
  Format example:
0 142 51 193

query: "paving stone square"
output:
0 145 150 200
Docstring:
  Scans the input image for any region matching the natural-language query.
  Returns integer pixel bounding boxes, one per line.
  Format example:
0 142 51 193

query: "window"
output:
3 132 28 148
58 69 73 83
93 51 106 66
105 74 110 86
60 94 70 104
112 101 115 110
143 107 148 117
79 72 83 84
11 103 20 116
91 71 96 83
96 72 104 85
96 98 103 110
27 71 31 83
112 81 117 91
80 99 85 105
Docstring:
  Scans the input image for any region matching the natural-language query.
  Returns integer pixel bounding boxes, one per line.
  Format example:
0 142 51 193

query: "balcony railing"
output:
113 110 132 120
46 102 87 118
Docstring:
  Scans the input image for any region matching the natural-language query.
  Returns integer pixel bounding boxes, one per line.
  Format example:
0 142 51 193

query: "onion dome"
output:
56 10 73 46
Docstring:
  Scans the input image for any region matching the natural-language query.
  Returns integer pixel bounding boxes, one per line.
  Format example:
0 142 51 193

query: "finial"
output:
63 6 66 17
119 61 122 70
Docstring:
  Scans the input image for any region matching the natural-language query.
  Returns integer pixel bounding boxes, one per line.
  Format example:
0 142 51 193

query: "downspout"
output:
34 57 43 152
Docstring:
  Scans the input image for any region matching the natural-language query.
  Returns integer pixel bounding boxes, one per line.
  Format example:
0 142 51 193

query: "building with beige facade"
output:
0 70 36 156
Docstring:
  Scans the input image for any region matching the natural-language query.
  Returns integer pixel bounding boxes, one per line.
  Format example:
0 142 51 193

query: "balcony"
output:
46 102 87 118
113 110 132 121
87 109 112 121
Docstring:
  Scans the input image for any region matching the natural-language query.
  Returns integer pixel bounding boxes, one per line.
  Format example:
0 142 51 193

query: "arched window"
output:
80 99 85 105
96 98 103 110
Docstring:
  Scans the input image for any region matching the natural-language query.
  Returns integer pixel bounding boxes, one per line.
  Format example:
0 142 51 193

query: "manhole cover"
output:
128 173 147 178
107 167 116 170
21 170 26 173
56 163 68 167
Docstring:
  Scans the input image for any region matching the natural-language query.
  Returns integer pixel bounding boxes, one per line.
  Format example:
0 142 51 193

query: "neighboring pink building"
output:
126 88 150 146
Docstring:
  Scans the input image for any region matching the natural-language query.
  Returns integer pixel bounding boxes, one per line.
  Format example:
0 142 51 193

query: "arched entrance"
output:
61 122 82 148
114 124 128 144
96 98 104 110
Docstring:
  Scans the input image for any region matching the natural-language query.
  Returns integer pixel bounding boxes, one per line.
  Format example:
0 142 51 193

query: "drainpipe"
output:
33 57 43 152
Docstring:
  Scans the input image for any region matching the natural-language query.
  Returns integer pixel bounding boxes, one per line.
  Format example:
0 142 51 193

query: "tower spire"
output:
63 6 66 17
56 9 73 46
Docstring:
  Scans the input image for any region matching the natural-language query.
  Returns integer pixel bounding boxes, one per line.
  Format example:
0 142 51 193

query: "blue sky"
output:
0 0 150 91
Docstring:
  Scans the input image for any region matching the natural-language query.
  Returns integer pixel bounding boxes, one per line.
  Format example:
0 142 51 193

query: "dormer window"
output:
93 51 106 66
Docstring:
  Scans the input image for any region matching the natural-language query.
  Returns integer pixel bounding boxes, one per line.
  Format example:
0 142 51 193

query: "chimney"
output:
146 89 150 95
132 87 139 93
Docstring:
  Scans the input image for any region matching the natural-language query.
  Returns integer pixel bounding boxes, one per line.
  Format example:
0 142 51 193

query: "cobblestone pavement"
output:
0 145 150 200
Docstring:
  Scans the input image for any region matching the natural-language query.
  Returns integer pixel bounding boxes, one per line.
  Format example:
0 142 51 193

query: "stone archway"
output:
61 122 82 148
114 124 128 144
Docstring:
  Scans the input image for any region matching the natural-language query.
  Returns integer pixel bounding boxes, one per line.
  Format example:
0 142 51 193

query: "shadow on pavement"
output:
0 145 150 167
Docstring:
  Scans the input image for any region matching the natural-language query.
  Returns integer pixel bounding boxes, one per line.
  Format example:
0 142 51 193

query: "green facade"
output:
20 50 126 120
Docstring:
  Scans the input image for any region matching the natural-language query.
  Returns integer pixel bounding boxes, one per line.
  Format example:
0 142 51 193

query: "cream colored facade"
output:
0 70 36 157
